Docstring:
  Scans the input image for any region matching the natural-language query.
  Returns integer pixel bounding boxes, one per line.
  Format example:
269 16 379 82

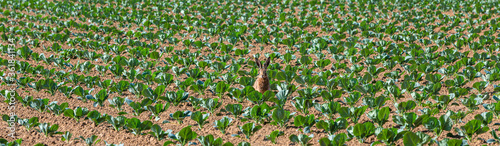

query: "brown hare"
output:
253 56 271 94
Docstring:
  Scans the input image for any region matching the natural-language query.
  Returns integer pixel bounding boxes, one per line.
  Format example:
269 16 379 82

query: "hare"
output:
253 56 271 94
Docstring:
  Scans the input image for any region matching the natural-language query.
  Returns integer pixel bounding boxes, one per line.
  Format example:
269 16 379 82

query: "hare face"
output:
253 56 271 94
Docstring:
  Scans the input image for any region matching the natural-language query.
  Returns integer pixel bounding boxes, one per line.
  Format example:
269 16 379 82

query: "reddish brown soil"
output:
0 0 499 146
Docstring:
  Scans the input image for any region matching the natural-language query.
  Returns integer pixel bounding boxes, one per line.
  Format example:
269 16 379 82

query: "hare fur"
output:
253 56 271 94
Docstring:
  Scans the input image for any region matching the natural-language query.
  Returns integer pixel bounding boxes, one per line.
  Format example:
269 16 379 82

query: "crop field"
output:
1 0 500 145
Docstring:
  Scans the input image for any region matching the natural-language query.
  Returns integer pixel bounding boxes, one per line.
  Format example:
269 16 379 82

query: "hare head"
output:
253 56 271 93
255 56 271 77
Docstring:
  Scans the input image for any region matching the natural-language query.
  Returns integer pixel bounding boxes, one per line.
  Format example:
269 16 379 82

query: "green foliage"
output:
142 85 165 101
86 110 108 126
61 131 72 143
108 97 125 111
163 90 189 106
294 114 317 133
402 132 431 146
314 101 341 119
395 100 417 114
316 118 348 135
246 91 270 105
128 98 152 116
225 104 243 118
455 119 490 141
423 114 453 137
374 128 408 145
320 90 343 102
367 106 390 126
393 112 427 131
37 123 63 137
63 107 89 123
88 89 108 107
462 95 484 111
214 116 232 134
362 95 387 110
0 138 23 146
266 130 284 144
30 98 49 112
18 117 39 131
106 116 126 131
339 106 368 123
289 134 313 146
167 126 198 146
170 110 192 124
125 118 153 136
215 81 230 98
48 102 68 116
191 111 210 130
146 103 169 120
343 91 362 106
148 124 171 141
318 133 348 146
347 122 375 143
201 98 222 113
248 103 271 124
239 122 262 139
197 134 231 146
271 107 294 127
7 0 500 145
291 97 313 114
80 135 101 146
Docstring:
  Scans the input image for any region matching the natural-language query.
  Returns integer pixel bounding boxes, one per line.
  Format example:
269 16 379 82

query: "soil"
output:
0 0 499 146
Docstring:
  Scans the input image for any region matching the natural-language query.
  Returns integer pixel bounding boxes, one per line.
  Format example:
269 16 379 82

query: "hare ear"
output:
255 57 261 68
264 56 271 68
